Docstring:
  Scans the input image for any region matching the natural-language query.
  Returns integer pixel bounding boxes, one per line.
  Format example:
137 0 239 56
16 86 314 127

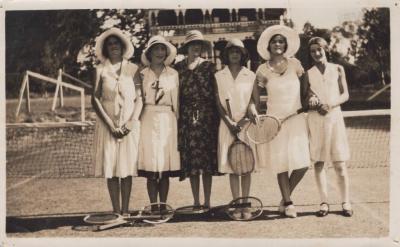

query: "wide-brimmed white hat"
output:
222 38 249 64
224 38 248 55
179 30 212 54
141 35 177 66
257 25 300 60
94 27 134 62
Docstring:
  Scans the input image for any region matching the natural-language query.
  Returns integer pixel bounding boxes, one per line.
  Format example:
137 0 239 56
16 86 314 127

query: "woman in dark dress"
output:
174 30 220 209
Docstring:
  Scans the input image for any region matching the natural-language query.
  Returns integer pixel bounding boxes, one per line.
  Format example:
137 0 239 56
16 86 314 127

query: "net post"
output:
81 89 85 122
51 69 62 111
59 69 64 107
26 74 31 113
15 72 28 117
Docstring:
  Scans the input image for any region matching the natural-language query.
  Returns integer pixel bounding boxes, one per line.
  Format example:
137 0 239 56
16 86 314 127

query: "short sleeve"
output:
128 62 139 77
291 58 304 77
255 64 268 88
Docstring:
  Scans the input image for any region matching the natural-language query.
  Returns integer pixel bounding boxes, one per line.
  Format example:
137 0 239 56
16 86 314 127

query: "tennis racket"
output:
245 107 307 145
209 196 263 221
226 99 255 176
71 202 174 231
174 205 210 215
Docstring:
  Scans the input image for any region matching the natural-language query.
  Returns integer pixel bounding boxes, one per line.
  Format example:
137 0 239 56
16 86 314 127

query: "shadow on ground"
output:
8 208 340 233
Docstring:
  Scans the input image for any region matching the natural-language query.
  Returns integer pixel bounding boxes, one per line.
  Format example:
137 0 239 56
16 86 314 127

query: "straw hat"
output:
141 35 177 66
95 27 134 62
257 25 300 60
221 38 249 64
179 30 211 54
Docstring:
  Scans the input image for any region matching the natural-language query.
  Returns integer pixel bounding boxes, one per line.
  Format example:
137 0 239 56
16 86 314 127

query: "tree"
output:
296 22 331 70
356 8 390 85
78 9 148 81
6 10 99 97
6 9 148 97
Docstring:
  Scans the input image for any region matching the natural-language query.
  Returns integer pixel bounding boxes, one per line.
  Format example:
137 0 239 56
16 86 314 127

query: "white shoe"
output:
232 208 242 219
285 205 297 218
242 208 252 220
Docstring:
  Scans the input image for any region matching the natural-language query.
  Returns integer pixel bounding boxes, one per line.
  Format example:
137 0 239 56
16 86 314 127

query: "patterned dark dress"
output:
174 59 220 179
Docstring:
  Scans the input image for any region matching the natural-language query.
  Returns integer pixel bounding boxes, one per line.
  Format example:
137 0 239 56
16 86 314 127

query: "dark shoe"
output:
316 202 329 217
342 202 353 217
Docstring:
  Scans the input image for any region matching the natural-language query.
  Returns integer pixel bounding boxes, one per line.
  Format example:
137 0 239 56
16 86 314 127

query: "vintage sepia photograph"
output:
1 0 399 246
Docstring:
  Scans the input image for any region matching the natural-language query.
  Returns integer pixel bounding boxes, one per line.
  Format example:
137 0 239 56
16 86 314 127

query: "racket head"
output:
246 115 281 144
225 196 263 221
140 202 174 224
228 140 255 176
83 213 122 225
174 205 210 215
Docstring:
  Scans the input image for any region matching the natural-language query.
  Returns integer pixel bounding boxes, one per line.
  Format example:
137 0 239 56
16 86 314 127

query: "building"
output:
148 8 287 71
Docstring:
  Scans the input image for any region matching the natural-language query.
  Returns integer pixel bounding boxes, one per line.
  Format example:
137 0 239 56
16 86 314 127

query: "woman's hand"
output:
248 111 260 125
317 104 330 116
118 119 141 137
227 121 241 136
108 123 125 139
308 95 320 110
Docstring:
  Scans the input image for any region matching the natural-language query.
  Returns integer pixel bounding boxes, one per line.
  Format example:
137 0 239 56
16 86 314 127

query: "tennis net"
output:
6 109 390 178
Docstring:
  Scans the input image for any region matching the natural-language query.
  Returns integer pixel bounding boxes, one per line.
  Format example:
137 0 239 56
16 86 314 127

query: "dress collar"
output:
221 66 249 78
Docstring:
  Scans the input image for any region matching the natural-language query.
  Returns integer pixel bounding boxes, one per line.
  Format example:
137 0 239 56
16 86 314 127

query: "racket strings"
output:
142 203 174 223
229 141 254 176
226 197 263 221
84 213 120 224
247 116 280 144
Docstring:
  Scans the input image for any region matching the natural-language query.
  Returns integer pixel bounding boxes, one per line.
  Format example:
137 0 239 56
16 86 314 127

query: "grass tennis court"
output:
5 96 390 238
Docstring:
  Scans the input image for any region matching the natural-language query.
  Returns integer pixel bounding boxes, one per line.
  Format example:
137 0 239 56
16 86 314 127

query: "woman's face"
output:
268 34 287 56
150 44 168 65
105 36 123 59
227 47 242 65
187 41 203 58
310 43 327 63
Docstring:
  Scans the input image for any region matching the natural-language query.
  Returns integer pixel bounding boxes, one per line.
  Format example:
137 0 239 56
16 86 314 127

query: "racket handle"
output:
97 220 127 231
296 108 306 114
226 99 233 119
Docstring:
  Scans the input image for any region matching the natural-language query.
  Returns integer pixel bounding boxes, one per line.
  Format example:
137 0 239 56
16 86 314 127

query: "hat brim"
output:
257 25 300 60
179 39 212 54
141 40 177 66
221 45 249 65
95 28 134 62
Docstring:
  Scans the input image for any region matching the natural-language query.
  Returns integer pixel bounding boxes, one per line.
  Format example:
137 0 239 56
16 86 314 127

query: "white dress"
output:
215 66 261 174
93 59 140 178
138 66 181 179
256 58 310 175
307 63 350 162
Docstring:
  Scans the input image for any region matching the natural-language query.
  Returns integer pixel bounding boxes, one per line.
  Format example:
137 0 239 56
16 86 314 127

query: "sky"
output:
289 7 365 32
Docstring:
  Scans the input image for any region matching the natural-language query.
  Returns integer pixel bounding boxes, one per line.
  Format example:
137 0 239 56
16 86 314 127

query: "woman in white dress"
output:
138 36 180 209
306 37 353 217
92 28 143 215
215 39 260 219
251 25 311 218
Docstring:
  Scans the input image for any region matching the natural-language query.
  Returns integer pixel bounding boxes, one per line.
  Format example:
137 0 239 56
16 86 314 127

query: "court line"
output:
326 170 389 227
6 170 51 192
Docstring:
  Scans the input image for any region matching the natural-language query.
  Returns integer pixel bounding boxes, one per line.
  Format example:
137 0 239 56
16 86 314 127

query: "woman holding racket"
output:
174 30 220 210
251 25 311 218
306 37 353 217
92 28 143 215
138 36 180 211
215 39 259 220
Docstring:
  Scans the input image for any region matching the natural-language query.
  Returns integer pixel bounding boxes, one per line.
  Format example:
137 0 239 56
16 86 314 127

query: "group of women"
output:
92 25 353 220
